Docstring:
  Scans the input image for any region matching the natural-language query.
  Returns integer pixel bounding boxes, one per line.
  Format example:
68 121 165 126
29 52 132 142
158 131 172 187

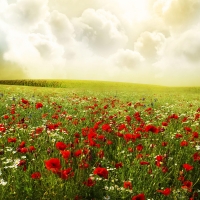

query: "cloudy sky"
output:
0 0 200 86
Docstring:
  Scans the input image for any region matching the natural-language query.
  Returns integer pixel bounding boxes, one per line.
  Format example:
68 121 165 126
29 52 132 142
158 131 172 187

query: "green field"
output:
0 80 199 200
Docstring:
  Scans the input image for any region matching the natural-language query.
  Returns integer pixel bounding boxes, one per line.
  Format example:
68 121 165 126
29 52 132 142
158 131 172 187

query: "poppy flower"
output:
193 152 200 161
180 140 188 146
157 188 171 196
31 172 41 179
115 162 123 169
93 167 108 179
58 168 74 180
74 149 82 157
7 137 17 143
140 161 150 165
44 158 61 173
55 142 67 151
181 180 193 192
61 150 71 159
35 102 43 109
131 193 145 200
83 177 95 187
136 144 143 151
183 163 193 171
124 181 132 190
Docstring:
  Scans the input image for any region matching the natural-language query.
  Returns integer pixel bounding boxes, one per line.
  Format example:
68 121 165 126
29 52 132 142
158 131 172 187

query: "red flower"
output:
93 167 108 179
156 155 164 161
21 98 29 104
44 158 61 173
136 144 143 151
31 172 41 179
181 180 193 192
20 147 28 153
180 140 188 147
193 152 200 161
145 124 158 133
74 149 82 157
7 137 17 143
59 168 74 180
35 102 43 109
124 181 132 190
115 162 123 169
29 146 36 152
102 124 111 132
183 163 193 171
19 141 26 148
61 150 71 159
55 142 67 151
132 193 145 200
83 177 96 187
157 188 171 196
140 161 150 165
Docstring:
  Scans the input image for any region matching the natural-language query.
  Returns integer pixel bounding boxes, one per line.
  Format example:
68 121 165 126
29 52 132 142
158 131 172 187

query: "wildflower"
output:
93 167 108 179
124 181 132 190
83 177 96 187
35 102 43 109
55 142 67 151
132 193 145 200
180 140 188 147
44 158 61 173
7 137 17 143
183 163 193 171
181 180 193 192
157 188 171 196
31 172 41 179
61 150 71 159
58 168 74 180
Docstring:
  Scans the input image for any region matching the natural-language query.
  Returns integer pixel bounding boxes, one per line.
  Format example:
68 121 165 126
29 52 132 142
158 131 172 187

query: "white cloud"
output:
109 49 144 69
73 8 128 56
1 0 49 29
134 31 166 61
154 25 200 86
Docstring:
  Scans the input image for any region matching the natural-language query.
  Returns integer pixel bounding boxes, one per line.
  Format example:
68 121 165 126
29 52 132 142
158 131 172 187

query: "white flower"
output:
103 195 110 200
195 145 200 150
0 179 7 186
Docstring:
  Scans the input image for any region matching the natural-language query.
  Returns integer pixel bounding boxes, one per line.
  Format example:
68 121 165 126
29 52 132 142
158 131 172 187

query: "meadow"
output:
0 80 199 200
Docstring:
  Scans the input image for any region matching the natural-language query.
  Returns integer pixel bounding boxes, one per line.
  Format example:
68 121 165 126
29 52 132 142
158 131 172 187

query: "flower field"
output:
0 82 199 200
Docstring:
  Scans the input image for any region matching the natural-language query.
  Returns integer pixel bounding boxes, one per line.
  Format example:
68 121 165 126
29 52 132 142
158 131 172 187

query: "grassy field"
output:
0 80 199 200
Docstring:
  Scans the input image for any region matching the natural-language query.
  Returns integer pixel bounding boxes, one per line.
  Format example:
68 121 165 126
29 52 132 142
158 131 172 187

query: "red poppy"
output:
7 137 17 143
21 98 29 104
35 102 43 109
44 158 61 173
61 150 71 159
102 124 111 132
55 142 67 151
181 180 193 192
20 147 28 153
180 140 188 147
59 168 74 180
124 181 132 190
136 144 143 151
31 172 41 179
29 146 36 152
93 167 108 179
193 152 200 161
140 161 150 165
132 193 145 200
74 149 82 157
183 163 193 171
83 177 96 187
19 141 26 148
115 162 123 169
157 188 171 196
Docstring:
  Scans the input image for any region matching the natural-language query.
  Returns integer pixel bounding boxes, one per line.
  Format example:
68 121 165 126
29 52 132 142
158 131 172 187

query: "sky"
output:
0 0 200 86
